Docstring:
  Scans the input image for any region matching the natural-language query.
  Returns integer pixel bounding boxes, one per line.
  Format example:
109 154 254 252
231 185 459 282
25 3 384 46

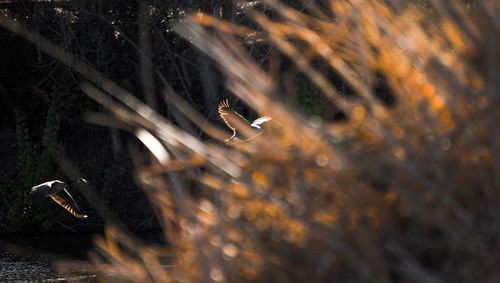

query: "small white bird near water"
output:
29 179 88 219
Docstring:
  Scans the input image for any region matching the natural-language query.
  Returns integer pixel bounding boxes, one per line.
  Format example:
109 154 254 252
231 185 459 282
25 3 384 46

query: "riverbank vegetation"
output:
0 0 498 282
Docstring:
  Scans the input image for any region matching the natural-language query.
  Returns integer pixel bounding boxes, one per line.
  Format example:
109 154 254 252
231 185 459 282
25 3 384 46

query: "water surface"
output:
0 233 97 282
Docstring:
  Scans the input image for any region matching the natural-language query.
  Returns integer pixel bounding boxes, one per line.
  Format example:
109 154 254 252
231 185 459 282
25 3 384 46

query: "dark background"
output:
0 0 236 233
0 0 327 234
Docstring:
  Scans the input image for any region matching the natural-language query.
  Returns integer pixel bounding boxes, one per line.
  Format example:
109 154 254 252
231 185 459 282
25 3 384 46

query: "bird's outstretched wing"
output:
218 99 251 135
49 189 88 219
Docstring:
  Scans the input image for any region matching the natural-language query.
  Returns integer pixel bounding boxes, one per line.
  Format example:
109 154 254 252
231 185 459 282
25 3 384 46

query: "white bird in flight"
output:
29 180 88 219
218 99 271 144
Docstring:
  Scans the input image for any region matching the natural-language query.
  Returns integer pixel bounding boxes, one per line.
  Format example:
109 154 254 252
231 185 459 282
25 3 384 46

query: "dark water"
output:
0 233 98 282
0 232 169 282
